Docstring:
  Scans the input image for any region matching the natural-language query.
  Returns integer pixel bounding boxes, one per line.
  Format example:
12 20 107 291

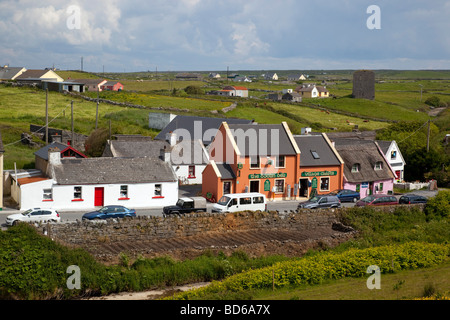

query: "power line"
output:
398 120 430 144
3 103 72 147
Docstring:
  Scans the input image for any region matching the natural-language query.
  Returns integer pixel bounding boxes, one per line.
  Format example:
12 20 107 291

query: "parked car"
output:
6 208 61 226
82 205 136 220
163 197 207 215
328 189 360 203
298 195 341 209
211 193 267 213
399 194 428 204
356 194 398 207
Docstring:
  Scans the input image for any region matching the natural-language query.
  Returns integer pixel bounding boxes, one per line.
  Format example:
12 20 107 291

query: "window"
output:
43 189 53 201
275 179 284 193
375 161 383 170
223 181 231 194
276 155 285 168
188 166 195 178
379 183 384 191
311 150 320 159
120 185 128 199
352 163 360 173
154 184 162 197
320 177 330 191
74 186 82 200
253 196 264 204
250 156 260 169
391 150 397 160
240 197 252 205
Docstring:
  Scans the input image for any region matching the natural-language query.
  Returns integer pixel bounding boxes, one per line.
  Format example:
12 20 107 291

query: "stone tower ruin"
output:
352 70 375 100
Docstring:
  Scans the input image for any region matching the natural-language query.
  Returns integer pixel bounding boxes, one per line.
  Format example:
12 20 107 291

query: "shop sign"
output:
264 179 271 191
301 171 337 177
311 177 318 189
248 172 287 179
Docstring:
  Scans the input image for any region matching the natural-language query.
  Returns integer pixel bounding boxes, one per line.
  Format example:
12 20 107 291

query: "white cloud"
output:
231 22 270 57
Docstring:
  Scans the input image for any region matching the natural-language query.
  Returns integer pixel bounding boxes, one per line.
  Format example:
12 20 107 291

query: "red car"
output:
356 194 398 207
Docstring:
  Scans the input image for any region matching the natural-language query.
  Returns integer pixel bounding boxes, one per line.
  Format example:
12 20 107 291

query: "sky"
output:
0 0 449 72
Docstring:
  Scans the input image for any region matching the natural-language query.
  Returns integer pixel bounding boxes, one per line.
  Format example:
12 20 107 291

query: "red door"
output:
94 187 104 207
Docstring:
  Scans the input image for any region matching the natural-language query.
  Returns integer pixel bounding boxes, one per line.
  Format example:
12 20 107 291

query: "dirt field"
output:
82 224 356 264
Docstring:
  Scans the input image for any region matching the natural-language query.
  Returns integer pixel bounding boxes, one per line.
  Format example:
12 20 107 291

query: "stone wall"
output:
43 210 340 246
40 205 424 247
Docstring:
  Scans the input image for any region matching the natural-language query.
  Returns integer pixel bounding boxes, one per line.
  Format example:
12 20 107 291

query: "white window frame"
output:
43 188 53 201
274 179 285 194
320 177 330 192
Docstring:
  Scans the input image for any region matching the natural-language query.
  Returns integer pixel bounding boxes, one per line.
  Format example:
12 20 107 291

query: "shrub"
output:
424 190 450 221
424 96 441 107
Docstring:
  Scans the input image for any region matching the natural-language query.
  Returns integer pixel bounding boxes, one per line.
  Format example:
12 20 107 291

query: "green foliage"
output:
169 242 450 300
184 85 204 95
84 128 109 157
424 190 450 221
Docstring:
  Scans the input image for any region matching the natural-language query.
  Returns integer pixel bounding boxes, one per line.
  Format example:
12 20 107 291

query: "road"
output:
0 189 438 228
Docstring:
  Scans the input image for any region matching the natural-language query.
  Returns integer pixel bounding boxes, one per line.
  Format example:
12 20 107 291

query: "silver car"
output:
298 195 341 209
6 208 61 226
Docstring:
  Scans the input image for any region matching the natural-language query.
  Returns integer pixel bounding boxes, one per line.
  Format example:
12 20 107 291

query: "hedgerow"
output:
169 242 450 300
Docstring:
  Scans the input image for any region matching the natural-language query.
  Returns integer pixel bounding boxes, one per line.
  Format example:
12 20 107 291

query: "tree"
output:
84 128 109 157
184 85 204 95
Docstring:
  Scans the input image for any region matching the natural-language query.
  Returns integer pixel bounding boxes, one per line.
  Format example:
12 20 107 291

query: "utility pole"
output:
95 88 99 130
45 89 49 145
71 100 74 145
427 119 431 152
81 57 83 72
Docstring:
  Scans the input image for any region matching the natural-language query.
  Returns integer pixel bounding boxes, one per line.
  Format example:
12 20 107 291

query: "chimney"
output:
48 147 61 165
160 145 171 163
166 131 177 147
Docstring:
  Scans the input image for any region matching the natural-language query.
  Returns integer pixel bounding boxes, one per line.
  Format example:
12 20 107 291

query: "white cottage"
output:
376 140 406 182
13 149 178 210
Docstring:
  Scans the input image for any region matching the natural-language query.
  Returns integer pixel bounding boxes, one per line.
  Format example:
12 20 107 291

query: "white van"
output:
212 193 267 213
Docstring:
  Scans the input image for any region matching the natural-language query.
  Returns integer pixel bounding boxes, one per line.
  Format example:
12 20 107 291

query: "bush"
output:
84 128 109 157
425 96 441 107
424 190 450 221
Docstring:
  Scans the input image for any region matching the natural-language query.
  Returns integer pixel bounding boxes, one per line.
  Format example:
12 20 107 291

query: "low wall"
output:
40 205 424 247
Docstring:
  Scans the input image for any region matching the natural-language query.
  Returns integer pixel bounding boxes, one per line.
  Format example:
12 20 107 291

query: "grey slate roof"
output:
34 142 83 160
333 139 394 183
155 115 253 145
51 157 177 185
104 140 169 158
227 123 297 156
375 140 392 154
216 163 236 179
294 135 341 167
0 67 24 80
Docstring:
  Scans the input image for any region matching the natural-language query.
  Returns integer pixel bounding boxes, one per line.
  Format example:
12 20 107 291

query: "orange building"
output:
202 122 344 202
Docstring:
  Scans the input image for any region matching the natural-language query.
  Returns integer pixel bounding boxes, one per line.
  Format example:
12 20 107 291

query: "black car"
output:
398 194 428 204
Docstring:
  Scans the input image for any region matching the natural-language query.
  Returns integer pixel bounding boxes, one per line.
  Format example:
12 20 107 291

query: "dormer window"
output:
375 161 383 170
351 163 360 173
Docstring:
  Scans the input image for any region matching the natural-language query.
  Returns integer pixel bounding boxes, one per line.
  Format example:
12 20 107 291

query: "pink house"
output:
331 139 396 197
101 81 124 91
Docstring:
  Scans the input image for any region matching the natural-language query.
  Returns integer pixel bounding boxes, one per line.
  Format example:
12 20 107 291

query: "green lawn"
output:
255 260 450 300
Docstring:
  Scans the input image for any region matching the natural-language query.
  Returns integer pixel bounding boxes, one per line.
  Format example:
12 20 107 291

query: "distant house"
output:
331 139 396 198
16 69 64 83
233 76 252 83
282 92 302 102
376 140 406 182
209 73 221 79
13 151 178 210
42 80 85 93
73 79 107 92
287 74 306 81
264 72 278 81
218 86 248 98
295 84 329 98
0 66 26 80
100 81 124 91
268 93 282 101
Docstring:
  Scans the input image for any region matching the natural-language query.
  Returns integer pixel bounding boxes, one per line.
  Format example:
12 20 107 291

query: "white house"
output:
376 140 406 182
264 72 278 81
12 149 178 210
218 86 249 98
102 134 209 185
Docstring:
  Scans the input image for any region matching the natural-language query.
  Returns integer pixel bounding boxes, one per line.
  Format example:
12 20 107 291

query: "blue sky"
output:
0 0 449 72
